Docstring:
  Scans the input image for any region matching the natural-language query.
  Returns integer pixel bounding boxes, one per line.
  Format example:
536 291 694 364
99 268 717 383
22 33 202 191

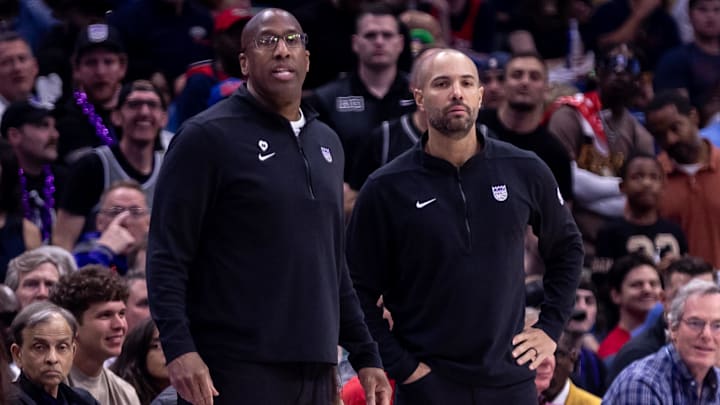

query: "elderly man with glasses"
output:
146 8 391 405
73 180 149 275
604 279 720 404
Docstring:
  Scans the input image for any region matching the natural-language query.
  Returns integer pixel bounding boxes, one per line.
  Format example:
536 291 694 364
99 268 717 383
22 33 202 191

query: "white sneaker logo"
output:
415 198 437 209
258 152 276 161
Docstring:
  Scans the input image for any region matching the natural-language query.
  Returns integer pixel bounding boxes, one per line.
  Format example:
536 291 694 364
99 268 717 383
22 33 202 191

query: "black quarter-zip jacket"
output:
147 86 381 371
347 129 583 386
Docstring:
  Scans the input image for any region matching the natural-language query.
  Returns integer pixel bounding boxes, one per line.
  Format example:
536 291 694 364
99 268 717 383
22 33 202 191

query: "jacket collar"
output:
414 126 490 173
233 84 320 123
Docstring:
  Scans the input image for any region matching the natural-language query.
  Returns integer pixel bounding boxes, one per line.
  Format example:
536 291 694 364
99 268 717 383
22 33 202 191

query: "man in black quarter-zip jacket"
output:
146 8 391 405
347 48 584 404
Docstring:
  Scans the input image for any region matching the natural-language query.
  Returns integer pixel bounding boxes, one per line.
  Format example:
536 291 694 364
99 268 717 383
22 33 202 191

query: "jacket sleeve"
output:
530 160 584 342
146 121 221 363
73 245 114 269
346 178 419 383
338 258 384 371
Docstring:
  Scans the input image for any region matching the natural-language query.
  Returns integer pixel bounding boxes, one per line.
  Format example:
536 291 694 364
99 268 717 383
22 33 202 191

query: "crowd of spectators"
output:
0 0 718 403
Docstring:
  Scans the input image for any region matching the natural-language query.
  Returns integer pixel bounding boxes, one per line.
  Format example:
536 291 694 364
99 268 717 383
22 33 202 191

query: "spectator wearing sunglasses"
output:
547 43 655 264
54 80 165 252
73 180 149 275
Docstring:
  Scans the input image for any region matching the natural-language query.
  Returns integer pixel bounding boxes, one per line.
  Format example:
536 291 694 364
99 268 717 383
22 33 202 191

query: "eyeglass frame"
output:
99 206 149 218
680 317 720 334
252 32 309 51
122 99 163 111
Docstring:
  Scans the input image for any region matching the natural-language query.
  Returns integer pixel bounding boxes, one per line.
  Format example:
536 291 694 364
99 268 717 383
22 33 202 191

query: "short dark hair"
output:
689 0 710 10
10 301 78 347
506 51 548 77
646 90 694 117
117 80 166 110
618 153 662 180
607 252 658 292
664 256 717 285
125 269 146 284
49 265 129 324
355 3 400 34
577 270 597 297
0 31 28 47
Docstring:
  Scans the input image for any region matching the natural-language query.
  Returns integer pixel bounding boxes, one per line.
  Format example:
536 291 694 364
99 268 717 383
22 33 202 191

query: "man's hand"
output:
97 211 135 255
357 367 392 405
343 183 358 220
402 361 431 385
512 327 557 370
167 352 219 405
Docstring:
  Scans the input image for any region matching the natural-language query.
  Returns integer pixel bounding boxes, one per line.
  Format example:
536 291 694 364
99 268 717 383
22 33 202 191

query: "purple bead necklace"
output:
73 90 116 146
18 165 55 242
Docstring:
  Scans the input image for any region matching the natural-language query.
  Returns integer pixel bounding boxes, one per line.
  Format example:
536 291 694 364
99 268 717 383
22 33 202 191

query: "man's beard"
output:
428 104 475 138
668 142 701 164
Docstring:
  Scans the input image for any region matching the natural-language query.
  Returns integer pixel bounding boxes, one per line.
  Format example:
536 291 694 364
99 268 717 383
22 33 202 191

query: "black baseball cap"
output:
476 52 510 74
74 23 125 62
1 100 54 138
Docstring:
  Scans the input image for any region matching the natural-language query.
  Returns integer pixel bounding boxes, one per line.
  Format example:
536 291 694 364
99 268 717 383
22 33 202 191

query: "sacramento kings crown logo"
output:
492 185 508 202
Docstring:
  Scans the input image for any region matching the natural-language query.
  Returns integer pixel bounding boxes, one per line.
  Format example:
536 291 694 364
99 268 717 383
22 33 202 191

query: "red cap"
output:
214 6 253 33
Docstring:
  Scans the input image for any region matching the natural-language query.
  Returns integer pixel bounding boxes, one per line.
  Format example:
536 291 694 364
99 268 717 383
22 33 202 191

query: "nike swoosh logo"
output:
415 198 437 209
258 152 276 161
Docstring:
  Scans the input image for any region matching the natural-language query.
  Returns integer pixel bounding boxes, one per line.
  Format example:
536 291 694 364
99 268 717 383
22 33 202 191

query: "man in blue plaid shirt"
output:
604 279 720 404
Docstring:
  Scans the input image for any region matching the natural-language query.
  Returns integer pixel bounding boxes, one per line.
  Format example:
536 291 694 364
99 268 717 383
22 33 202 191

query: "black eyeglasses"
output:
124 99 162 111
100 206 149 218
254 33 308 50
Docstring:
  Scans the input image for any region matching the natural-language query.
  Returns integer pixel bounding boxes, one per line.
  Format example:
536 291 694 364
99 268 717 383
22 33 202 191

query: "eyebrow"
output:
257 29 301 36
430 74 478 81
30 337 71 344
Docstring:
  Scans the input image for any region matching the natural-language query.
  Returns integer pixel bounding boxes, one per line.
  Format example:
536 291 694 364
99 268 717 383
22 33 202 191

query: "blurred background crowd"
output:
0 0 718 403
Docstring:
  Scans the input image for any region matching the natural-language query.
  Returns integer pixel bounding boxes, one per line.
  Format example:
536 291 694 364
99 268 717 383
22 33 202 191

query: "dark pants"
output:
177 362 337 405
396 372 537 405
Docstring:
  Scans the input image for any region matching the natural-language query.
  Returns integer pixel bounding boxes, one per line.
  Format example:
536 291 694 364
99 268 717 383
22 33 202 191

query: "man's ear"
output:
6 127 22 147
111 110 122 127
689 108 700 128
10 343 21 367
413 88 424 111
351 34 360 55
569 348 579 369
239 53 248 77
118 54 128 77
